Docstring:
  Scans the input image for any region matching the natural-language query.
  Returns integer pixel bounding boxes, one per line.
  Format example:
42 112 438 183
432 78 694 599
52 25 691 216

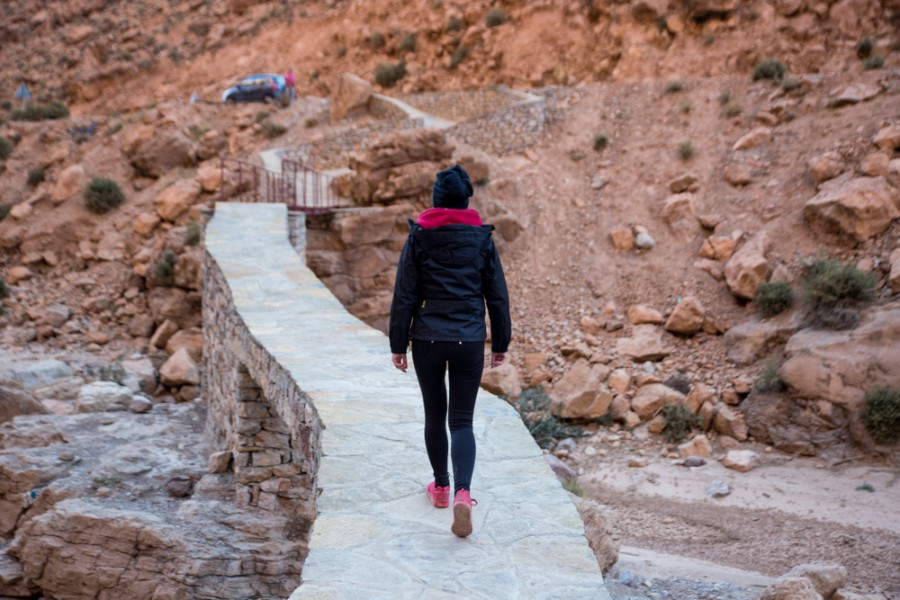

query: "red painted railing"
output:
220 157 340 214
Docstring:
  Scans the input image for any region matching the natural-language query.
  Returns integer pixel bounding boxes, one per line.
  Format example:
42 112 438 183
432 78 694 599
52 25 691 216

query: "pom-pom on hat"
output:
432 164 473 209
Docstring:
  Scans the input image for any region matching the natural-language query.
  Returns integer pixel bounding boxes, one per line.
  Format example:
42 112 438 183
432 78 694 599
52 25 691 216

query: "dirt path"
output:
578 438 900 598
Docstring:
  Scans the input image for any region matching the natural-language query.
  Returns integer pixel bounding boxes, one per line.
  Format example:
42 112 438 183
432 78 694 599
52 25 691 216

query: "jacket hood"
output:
416 207 483 229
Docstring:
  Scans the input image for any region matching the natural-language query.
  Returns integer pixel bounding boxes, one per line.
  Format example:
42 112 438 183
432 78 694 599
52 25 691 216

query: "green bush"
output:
677 140 694 160
450 46 469 69
664 374 692 395
153 249 177 287
369 31 385 49
593 134 609 151
754 363 786 393
562 479 584 496
752 59 787 82
0 136 12 159
754 281 794 317
399 33 417 53
446 16 465 32
855 37 873 59
515 386 586 449
336 46 347 58
718 91 731 105
485 7 508 27
374 62 406 87
800 258 876 330
11 101 70 121
27 167 45 187
862 55 884 70
260 120 287 139
660 404 701 443
0 277 9 299
185 220 201 246
861 389 900 444
84 177 126 214
664 80 684 94
0 205 9 221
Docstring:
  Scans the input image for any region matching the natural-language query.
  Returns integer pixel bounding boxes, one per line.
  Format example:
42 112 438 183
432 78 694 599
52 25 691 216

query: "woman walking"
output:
389 164 511 538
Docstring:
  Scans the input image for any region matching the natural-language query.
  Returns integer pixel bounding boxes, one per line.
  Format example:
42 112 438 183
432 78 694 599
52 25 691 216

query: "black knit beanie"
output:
431 165 473 209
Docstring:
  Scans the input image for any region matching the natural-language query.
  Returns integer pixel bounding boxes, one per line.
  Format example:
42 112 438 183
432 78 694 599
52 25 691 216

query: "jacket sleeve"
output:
389 234 419 354
483 238 511 353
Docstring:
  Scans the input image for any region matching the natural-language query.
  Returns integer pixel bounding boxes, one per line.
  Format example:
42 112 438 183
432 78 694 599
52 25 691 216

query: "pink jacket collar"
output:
416 208 483 229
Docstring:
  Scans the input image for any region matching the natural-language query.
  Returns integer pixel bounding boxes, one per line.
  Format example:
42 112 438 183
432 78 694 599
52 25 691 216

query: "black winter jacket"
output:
389 216 511 355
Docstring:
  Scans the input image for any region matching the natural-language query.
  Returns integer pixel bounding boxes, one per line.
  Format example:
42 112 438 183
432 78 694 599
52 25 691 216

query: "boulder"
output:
197 130 226 161
761 577 823 600
786 564 848 598
713 404 748 440
631 383 685 420
685 0 738 19
616 325 670 362
724 163 753 186
195 161 223 193
634 226 656 250
155 179 202 222
330 73 373 120
664 297 705 335
0 381 48 423
627 304 664 325
165 328 204 362
7 266 33 284
159 348 200 387
133 212 162 236
607 369 631 394
122 357 158 394
732 128 772 151
859 152 889 178
808 151 844 185
549 359 613 420
50 164 89 204
631 0 669 21
668 173 699 193
147 288 201 329
127 127 196 178
779 305 900 410
150 319 180 349
661 194 700 238
723 319 798 365
480 363 522 399
805 175 898 242
678 434 712 457
723 449 760 472
699 235 737 261
10 202 33 220
77 381 134 412
724 231 770 299
873 124 900 152
828 82 880 108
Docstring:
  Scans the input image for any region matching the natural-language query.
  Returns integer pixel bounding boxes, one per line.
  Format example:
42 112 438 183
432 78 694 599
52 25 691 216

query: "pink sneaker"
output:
426 482 450 508
451 489 477 537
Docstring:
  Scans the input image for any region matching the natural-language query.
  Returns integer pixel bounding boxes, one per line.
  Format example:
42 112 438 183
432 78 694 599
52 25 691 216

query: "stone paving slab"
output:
206 203 610 600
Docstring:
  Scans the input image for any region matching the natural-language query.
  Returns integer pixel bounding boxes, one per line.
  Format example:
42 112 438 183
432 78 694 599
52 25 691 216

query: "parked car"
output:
222 74 286 103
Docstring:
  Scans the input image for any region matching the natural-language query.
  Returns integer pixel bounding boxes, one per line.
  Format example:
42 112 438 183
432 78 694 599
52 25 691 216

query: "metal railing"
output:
220 157 340 214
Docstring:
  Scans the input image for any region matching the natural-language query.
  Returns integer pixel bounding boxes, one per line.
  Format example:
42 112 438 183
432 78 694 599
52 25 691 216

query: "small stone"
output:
209 451 232 473
7 266 33 284
873 124 900 151
682 456 706 467
668 173 699 193
724 163 753 186
678 434 712 458
723 449 761 472
591 174 611 190
633 227 656 249
129 396 153 413
733 127 772 151
609 225 635 250
627 457 647 468
544 454 577 481
859 152 889 177
706 479 731 497
165 475 194 498
627 304 664 325
86 331 110 345
58 450 75 461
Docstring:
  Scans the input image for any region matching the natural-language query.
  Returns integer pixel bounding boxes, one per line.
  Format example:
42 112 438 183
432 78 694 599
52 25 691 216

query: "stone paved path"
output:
206 203 610 599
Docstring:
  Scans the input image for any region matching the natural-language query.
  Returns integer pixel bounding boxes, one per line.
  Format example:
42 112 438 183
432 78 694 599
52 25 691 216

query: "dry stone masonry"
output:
204 203 611 599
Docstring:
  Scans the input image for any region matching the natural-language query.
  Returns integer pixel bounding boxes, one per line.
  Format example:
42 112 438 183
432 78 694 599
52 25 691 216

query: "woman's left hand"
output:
490 352 506 368
392 353 408 373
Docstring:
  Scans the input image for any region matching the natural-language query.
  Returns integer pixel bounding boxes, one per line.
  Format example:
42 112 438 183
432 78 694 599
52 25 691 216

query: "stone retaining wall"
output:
396 88 520 121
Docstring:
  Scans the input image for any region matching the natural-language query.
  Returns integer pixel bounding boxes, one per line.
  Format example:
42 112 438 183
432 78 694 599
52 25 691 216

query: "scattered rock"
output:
550 359 613 419
576 498 619 573
165 328 204 362
126 126 196 178
627 456 647 468
723 449 761 472
732 128 772 151
77 381 134 413
150 319 180 349
699 235 737 261
10 202 33 220
714 404 748 440
661 194 700 238
330 72 373 120
724 162 753 186
616 325 670 362
668 173 699 194
159 348 200 387
859 152 889 177
630 383 685 420
724 319 798 365
724 231 770 299
761 576 824 600
609 225 635 250
591 173 611 190
129 396 153 413
480 362 522 399
889 249 900 292
50 164 89 204
543 454 577 481
808 151 844 185
627 304 664 325
873 124 900 151
664 297 705 335
786 564 848 598
209 451 232 473
828 82 880 108
706 479 731 497
165 475 194 498
133 212 162 236
155 179 202 222
7 266 33 284
607 369 631 394
804 175 897 242
678 434 712 458
633 226 656 250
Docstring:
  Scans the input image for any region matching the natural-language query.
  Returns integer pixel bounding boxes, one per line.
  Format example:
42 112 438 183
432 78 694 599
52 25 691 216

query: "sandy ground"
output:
578 435 900 597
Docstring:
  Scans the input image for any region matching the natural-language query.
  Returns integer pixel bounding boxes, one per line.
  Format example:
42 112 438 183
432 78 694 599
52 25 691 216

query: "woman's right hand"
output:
490 352 506 368
392 353 408 373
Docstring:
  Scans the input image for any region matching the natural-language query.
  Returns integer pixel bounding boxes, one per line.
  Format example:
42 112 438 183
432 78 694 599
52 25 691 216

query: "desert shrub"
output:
374 62 406 87
445 16 465 32
11 102 70 121
664 80 684 94
754 281 794 317
153 249 177 287
677 140 694 160
593 134 609 151
336 45 347 58
752 59 787 82
185 220 201 246
722 102 742 117
27 167 45 187
754 363 786 393
260 120 287 139
718 91 731 105
862 55 884 70
860 389 900 444
664 374 692 395
255 110 270 123
0 136 12 159
450 46 469 69
0 277 8 299
485 7 508 27
800 258 876 330
0 205 9 221
188 124 209 139
515 386 585 449
369 31 385 49
84 177 126 214
680 99 692 113
855 37 873 59
562 479 584 496
107 122 123 136
399 32 417 53
0 100 11 111
781 77 801 92
476 177 489 186
660 403 701 443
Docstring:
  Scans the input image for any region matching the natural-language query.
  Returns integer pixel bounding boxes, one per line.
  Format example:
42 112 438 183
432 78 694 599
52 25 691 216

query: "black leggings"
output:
411 340 484 494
